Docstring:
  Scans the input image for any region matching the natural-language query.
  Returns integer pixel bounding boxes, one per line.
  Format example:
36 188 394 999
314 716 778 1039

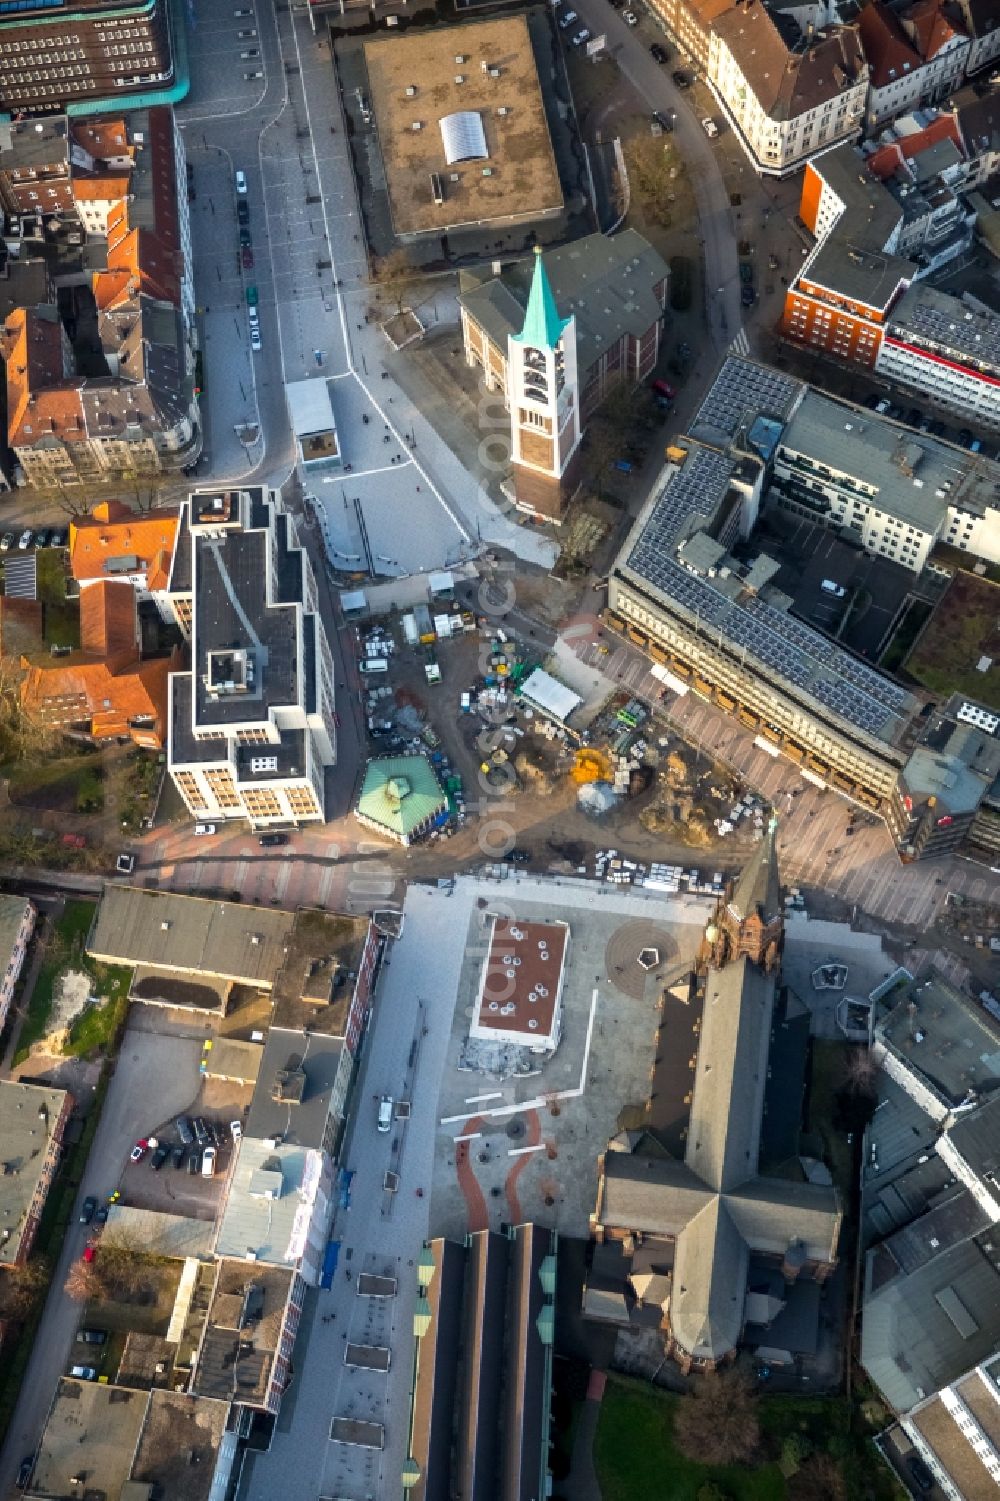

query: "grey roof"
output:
0 1078 70 1265
408 1239 465 1501
457 1230 508 1501
726 817 782 930
214 1136 320 1265
713 6 865 121
945 1094 1000 1186
886 283 1000 374
88 885 295 987
777 389 975 534
617 441 918 746
130 1390 229 1501
0 895 32 973
901 742 995 816
0 115 69 171
803 238 915 310
862 1232 1000 1411
191 1260 292 1407
808 142 904 248
32 1380 148 1501
689 356 805 448
245 1027 344 1149
876 973 1000 1108
459 229 669 376
879 1188 990 1277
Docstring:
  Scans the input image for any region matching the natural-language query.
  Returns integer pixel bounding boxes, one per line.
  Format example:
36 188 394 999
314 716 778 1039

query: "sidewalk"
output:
564 1369 607 1501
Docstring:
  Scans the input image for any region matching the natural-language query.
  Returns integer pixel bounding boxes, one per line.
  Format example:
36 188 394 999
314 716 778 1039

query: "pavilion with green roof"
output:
354 755 447 846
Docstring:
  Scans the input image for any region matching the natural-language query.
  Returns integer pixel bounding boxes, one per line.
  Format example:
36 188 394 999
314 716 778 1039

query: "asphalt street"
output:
0 1030 205 1495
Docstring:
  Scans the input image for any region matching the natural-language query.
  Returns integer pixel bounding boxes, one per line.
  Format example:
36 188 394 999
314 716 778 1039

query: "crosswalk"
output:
729 327 750 358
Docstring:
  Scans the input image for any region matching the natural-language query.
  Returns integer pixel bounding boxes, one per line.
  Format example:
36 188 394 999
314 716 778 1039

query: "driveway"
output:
0 1027 204 1493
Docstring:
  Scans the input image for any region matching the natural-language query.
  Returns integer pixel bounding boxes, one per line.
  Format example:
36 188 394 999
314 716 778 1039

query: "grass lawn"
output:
35 548 80 650
3 749 105 812
14 899 131 1064
905 570 1000 710
593 1378 902 1501
593 1378 785 1501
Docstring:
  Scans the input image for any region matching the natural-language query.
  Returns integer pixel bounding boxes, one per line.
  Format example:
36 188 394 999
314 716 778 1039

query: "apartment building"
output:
859 0 971 129
166 488 337 828
709 1 867 176
0 896 36 1037
899 1354 1000 1499
69 499 179 619
876 283 1000 433
0 106 198 487
887 696 1000 862
769 389 1000 570
0 0 174 114
0 1080 74 1267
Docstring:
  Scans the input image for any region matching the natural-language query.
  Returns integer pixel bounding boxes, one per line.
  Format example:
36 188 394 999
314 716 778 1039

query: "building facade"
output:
859 0 971 129
0 896 36 1036
876 283 1000 433
0 1080 73 1267
0 0 174 115
166 488 337 827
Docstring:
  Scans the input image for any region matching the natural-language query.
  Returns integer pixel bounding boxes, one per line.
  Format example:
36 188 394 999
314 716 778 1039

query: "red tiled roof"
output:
0 307 86 449
859 0 921 86
79 580 136 657
904 0 967 58
866 112 966 176
20 651 175 748
69 506 180 583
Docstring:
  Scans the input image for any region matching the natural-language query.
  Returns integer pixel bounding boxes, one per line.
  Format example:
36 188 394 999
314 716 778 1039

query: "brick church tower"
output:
708 815 784 972
506 247 582 523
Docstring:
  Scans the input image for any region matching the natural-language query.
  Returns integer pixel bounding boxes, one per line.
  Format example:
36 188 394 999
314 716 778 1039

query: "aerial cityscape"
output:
0 0 998 1493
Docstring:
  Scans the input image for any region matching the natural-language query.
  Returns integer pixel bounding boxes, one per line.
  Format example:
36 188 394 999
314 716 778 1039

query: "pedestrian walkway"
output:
565 1370 607 1501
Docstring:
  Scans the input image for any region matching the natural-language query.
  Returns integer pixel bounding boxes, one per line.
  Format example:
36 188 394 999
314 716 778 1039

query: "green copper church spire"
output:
511 246 570 351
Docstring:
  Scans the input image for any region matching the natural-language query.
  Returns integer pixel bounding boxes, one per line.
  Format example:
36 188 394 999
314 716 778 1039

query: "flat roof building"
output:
191 1260 301 1415
874 970 1000 1119
471 915 569 1053
166 487 337 827
0 1079 73 1266
363 17 563 241
0 894 36 1036
0 0 174 114
29 1379 148 1500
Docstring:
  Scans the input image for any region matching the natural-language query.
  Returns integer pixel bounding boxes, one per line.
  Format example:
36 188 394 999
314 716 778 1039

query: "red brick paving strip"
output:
504 1108 541 1224
454 1115 490 1233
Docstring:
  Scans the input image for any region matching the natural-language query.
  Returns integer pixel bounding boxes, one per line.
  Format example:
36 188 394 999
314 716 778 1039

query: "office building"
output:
877 283 1000 433
0 0 174 115
166 488 337 828
888 695 1000 861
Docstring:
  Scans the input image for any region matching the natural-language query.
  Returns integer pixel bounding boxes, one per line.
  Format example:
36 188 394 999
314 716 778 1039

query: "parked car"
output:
50 527 67 547
242 245 254 270
235 168 248 195
623 7 638 21
17 1456 35 1488
250 328 262 352
76 1328 107 1345
821 579 846 598
202 1146 217 1177
171 1144 186 1169
194 823 217 836
651 110 673 131
558 8 577 26
193 1117 210 1144
739 260 753 283
239 227 252 248
79 1196 97 1225
187 1149 201 1174
150 1143 170 1170
672 69 692 87
35 529 51 548
741 284 756 306
18 530 33 549
237 200 250 227
210 1120 227 1147
70 1365 98 1381
906 1455 934 1493
650 377 677 401
0 533 13 551
259 832 287 847
176 1115 194 1145
94 1203 109 1225
130 1138 149 1162
701 116 719 137
230 1120 243 1142
82 1244 95 1264
650 42 669 61
571 27 591 44
377 1095 393 1133
246 284 259 308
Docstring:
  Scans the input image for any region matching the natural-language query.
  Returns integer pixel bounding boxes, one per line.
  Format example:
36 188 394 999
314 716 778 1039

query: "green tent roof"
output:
356 755 446 838
511 246 570 351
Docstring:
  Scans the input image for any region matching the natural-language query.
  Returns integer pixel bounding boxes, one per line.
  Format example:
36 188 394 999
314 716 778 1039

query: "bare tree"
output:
4 1255 51 1317
375 249 419 320
64 1259 103 1304
787 1453 847 1501
844 1045 878 1095
624 136 677 228
673 1370 761 1468
99 1226 153 1298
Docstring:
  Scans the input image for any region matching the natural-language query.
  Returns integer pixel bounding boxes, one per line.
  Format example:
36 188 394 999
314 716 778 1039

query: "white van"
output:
377 1095 393 1133
359 658 388 675
820 579 846 598
202 1145 217 1177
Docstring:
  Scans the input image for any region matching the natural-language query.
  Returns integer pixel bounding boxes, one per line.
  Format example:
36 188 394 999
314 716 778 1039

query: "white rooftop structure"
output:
285 377 339 467
520 667 582 726
439 110 488 165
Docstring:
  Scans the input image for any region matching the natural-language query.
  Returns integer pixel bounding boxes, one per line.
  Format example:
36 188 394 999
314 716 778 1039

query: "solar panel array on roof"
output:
621 450 914 742
691 357 804 444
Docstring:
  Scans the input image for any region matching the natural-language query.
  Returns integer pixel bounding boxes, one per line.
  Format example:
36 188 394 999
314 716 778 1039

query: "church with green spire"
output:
458 229 670 521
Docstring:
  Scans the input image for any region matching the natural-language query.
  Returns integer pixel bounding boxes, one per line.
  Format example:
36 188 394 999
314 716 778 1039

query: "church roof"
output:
511 246 570 351
727 815 782 928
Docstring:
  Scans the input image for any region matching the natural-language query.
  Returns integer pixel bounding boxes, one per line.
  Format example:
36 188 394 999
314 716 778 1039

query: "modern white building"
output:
876 284 1000 434
771 389 1000 570
166 487 337 827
